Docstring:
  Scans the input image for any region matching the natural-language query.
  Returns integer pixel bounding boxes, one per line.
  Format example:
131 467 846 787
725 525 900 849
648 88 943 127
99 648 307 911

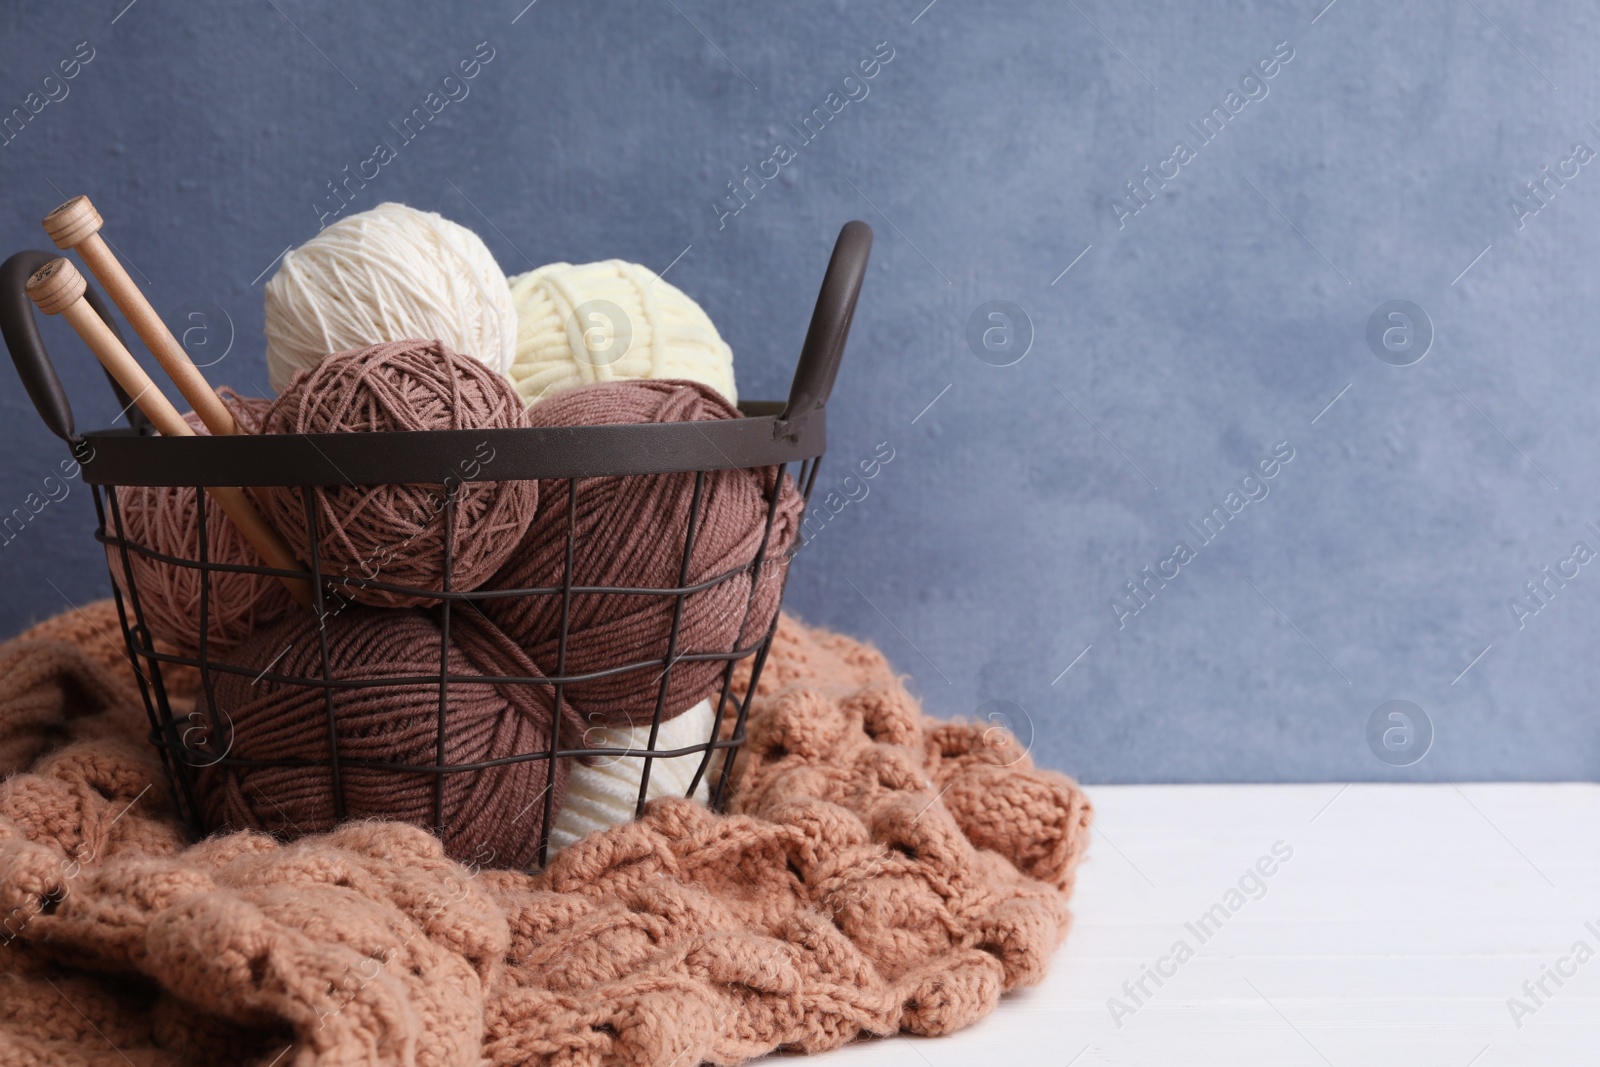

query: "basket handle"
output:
0 248 149 444
775 220 872 439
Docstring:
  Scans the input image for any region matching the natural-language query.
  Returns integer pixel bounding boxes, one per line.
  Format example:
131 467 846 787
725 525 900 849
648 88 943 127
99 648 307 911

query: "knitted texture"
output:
0 602 1092 1066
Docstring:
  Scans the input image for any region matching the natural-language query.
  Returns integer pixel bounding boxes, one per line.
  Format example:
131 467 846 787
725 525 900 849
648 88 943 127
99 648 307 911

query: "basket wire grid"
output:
0 221 871 870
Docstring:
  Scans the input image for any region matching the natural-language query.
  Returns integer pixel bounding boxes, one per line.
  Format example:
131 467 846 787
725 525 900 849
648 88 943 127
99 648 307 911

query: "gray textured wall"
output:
1 0 1595 783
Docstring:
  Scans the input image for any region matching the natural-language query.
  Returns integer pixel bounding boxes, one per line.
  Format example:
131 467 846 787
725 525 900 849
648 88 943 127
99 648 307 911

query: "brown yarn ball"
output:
193 605 581 869
108 390 296 657
262 338 536 608
481 379 803 728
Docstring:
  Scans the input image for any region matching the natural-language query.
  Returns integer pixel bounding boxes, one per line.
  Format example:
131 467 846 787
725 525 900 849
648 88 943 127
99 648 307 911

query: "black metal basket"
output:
0 220 872 869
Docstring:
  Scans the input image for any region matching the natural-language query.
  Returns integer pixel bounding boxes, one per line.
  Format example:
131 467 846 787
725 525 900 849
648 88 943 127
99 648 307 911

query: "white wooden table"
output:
808 784 1600 1065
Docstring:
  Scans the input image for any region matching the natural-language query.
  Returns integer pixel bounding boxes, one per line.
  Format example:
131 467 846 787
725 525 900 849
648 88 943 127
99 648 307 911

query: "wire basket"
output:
0 221 872 869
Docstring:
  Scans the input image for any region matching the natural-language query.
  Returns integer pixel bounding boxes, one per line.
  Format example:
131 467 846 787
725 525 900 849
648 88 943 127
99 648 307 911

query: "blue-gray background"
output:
1 0 1596 783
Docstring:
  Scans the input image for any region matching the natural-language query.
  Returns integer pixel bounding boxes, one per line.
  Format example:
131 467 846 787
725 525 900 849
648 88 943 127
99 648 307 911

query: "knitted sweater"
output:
0 601 1092 1066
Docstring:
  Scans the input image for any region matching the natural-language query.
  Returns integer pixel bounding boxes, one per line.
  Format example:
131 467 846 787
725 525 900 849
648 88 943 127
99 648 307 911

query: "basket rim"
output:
72 399 826 487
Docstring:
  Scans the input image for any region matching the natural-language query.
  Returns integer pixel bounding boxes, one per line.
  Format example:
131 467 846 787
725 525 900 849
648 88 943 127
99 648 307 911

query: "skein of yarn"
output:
194 606 583 869
108 389 296 657
264 202 518 394
482 379 803 727
547 697 716 855
262 339 537 608
506 260 737 407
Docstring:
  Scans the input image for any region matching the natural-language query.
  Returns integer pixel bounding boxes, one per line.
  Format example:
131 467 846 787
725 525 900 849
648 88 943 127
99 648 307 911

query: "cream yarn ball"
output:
547 698 716 854
264 202 518 394
507 260 737 407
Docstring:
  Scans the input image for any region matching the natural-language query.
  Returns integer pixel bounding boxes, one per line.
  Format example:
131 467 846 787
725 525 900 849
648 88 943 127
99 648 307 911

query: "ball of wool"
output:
262 339 537 609
193 606 582 869
547 696 715 855
481 379 802 727
264 202 518 394
506 260 737 407
108 390 296 657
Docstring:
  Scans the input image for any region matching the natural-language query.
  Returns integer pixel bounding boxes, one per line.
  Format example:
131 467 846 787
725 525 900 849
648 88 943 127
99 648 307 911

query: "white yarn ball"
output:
507 260 737 407
264 202 518 394
547 698 716 855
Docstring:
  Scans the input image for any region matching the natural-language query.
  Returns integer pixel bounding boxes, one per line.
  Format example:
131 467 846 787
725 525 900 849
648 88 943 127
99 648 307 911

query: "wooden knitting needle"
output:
27 258 313 610
42 195 240 438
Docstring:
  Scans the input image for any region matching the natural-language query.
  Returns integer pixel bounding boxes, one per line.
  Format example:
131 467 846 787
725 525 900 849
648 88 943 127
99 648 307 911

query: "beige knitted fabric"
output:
0 600 1092 1066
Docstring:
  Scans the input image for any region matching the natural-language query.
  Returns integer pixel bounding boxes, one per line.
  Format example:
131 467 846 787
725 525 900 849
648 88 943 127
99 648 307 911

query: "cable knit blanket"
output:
0 601 1092 1066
